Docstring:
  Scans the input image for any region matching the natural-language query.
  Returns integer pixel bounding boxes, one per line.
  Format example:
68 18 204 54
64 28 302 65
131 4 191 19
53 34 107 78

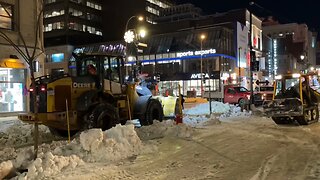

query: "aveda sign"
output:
177 49 216 58
191 73 210 79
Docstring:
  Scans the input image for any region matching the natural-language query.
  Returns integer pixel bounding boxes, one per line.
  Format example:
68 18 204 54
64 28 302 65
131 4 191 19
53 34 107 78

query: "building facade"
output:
0 0 44 114
43 0 103 75
263 22 317 75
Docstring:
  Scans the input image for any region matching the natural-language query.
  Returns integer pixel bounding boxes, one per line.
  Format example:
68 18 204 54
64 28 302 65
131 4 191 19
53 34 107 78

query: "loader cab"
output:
70 53 124 90
273 73 313 102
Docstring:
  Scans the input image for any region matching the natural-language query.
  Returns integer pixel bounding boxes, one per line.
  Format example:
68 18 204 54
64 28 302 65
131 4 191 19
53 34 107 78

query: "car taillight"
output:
29 88 34 92
246 95 250 99
40 86 46 91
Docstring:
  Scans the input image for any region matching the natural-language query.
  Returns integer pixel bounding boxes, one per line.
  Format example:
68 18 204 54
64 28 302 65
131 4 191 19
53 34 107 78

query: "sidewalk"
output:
0 116 18 122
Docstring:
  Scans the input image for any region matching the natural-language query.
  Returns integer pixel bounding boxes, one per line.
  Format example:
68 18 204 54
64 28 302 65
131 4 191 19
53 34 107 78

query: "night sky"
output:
174 0 319 32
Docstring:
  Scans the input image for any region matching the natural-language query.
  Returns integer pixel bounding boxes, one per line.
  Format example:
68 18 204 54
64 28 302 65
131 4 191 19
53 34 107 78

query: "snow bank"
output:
0 160 13 179
53 124 143 163
23 152 84 180
14 124 143 179
184 101 231 115
0 122 55 148
183 101 252 126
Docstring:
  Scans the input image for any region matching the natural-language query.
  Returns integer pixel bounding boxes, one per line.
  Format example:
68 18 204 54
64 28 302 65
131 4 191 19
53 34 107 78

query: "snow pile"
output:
184 101 231 115
53 124 143 163
182 101 252 126
0 160 13 180
0 123 55 148
23 152 84 179
220 105 252 121
136 120 194 141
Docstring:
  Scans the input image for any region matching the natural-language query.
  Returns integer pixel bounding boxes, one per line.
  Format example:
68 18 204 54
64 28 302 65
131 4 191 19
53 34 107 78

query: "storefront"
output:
157 71 221 97
0 57 27 113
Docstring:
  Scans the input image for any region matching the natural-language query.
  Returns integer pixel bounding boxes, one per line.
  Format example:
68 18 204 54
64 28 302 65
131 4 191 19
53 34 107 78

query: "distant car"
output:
254 85 274 105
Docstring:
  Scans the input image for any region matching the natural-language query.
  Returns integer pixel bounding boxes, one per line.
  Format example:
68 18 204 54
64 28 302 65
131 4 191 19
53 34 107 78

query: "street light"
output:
124 15 144 80
200 34 206 98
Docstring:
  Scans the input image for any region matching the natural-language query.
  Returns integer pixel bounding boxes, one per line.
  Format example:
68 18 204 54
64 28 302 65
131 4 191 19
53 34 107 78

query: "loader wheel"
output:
311 107 319 121
87 103 119 131
297 110 312 125
140 99 164 126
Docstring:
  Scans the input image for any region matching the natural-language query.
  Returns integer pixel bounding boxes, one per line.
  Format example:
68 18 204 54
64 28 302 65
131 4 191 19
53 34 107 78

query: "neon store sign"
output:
177 49 216 58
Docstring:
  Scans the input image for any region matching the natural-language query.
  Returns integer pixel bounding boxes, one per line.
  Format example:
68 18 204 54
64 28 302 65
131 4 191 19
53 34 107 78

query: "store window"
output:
0 69 27 112
0 3 13 30
51 53 64 62
44 9 65 18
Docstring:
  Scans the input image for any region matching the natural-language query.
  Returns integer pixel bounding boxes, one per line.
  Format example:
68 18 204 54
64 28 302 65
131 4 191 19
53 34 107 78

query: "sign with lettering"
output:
73 82 95 88
190 73 210 79
177 49 216 58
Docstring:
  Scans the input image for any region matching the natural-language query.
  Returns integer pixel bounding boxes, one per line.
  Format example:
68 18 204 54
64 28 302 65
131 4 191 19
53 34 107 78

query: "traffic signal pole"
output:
249 8 254 107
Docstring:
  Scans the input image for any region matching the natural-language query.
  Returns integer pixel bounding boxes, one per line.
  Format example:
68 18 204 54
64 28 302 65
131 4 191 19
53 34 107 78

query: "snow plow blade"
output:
263 98 303 118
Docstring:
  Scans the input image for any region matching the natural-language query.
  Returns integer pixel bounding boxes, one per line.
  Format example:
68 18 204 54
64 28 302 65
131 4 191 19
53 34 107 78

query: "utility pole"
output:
249 3 254 106
200 34 205 98
238 47 241 84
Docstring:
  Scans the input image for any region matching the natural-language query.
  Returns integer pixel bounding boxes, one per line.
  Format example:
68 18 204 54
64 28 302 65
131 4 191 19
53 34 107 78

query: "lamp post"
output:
124 16 143 79
200 34 205 98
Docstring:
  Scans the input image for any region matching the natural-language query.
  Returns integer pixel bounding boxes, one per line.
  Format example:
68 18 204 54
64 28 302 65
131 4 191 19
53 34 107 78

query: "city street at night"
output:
1 102 320 179
1 0 320 179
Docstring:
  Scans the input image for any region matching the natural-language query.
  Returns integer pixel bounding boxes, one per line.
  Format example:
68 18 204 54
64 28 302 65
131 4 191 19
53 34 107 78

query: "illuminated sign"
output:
191 73 210 79
177 49 216 58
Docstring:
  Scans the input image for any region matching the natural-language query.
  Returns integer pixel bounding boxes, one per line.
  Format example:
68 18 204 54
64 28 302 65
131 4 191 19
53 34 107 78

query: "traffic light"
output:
253 60 259 71
250 50 256 71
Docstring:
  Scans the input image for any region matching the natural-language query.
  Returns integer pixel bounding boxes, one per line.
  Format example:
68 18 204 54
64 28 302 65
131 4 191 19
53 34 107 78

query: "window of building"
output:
70 0 82 4
312 36 316 48
86 1 101 10
33 61 40 72
44 9 65 18
146 16 157 24
146 0 170 8
44 22 64 32
0 69 27 112
146 6 159 16
44 24 52 32
0 3 13 30
51 53 64 63
69 8 83 17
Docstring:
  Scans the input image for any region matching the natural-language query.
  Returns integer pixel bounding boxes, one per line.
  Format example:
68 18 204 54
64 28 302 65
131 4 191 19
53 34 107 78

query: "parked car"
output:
223 85 251 106
204 84 263 106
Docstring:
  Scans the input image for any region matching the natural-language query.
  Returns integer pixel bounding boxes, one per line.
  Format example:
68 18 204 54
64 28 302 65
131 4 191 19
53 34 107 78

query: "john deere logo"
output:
73 82 95 88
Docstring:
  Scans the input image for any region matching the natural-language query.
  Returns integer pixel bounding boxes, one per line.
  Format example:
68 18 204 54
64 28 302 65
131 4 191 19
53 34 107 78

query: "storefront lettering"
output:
191 73 210 79
177 49 216 58
73 82 94 88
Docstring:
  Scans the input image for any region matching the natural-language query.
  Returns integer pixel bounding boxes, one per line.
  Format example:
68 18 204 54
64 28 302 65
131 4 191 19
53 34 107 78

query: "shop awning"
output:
0 57 26 68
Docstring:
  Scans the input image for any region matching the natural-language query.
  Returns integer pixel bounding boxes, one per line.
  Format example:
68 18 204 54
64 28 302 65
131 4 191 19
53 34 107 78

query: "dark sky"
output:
174 0 319 32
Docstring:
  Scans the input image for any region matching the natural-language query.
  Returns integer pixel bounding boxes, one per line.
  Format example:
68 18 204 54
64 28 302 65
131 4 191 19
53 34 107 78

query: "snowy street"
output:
1 102 320 179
